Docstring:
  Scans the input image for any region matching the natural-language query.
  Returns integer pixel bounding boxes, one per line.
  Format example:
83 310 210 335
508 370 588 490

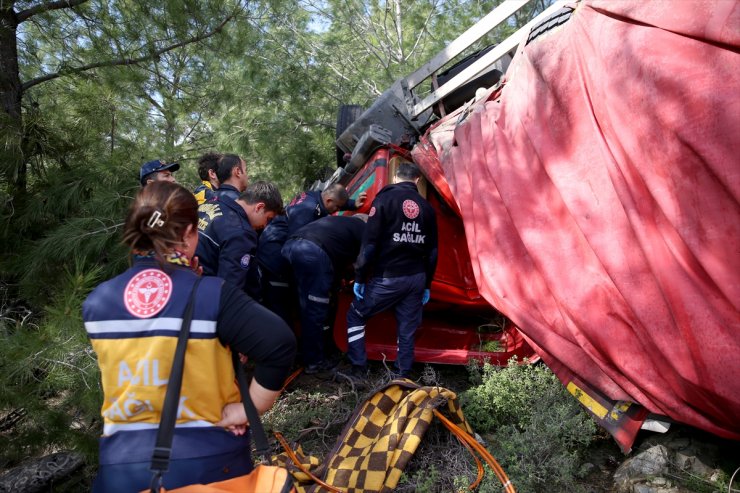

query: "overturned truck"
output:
320 0 740 452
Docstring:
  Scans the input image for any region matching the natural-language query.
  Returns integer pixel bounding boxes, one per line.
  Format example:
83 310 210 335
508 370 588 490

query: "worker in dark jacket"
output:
256 183 367 323
285 183 366 235
282 214 368 373
213 154 248 201
346 163 438 378
196 181 282 298
193 152 222 205
256 215 292 324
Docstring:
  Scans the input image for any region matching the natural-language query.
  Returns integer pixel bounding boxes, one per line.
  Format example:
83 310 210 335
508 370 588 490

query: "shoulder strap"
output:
232 353 272 461
149 277 203 493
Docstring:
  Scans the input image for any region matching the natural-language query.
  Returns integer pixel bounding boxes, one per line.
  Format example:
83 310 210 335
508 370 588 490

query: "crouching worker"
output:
82 181 296 492
282 214 368 373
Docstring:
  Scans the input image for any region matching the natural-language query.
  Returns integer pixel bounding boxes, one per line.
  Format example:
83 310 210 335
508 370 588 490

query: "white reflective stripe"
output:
348 332 365 343
269 281 290 287
103 420 214 435
347 325 365 334
307 294 330 304
85 318 217 335
198 231 219 247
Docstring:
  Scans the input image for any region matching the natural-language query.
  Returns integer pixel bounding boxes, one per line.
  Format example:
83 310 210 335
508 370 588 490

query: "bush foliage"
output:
0 267 103 480
461 358 597 492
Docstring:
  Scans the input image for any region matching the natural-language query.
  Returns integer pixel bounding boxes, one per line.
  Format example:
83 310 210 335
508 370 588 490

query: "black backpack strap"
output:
232 352 272 462
149 277 203 493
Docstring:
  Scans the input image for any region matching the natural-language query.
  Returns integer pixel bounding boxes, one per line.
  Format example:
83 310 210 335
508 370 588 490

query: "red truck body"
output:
327 0 740 451
333 147 539 366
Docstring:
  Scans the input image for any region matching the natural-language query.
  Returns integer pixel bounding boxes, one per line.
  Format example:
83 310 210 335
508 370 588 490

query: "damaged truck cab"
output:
334 143 539 366
321 1 577 367
317 0 740 453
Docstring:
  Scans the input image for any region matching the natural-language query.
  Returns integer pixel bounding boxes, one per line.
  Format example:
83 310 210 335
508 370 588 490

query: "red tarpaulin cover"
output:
413 0 740 441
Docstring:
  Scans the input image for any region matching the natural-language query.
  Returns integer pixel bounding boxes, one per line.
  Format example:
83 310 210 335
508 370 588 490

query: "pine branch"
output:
15 0 90 23
21 10 238 91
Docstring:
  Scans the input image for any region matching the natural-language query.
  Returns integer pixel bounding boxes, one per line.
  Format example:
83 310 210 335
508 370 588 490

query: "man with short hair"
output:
139 159 179 186
213 154 248 201
285 183 366 235
196 181 282 298
346 163 438 379
282 214 368 373
193 152 222 205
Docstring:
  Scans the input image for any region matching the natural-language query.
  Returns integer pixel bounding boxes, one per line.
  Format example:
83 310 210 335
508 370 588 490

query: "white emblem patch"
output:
369 206 376 217
124 269 172 318
402 199 420 219
240 254 251 268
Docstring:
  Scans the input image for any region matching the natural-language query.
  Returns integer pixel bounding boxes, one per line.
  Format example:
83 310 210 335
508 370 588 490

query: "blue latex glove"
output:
422 289 430 305
353 282 365 300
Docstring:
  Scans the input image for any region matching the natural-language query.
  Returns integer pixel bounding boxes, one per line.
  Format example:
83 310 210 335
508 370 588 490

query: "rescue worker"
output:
256 183 367 323
195 181 282 299
346 163 438 379
282 214 368 373
213 154 248 201
285 183 367 235
256 215 293 325
139 159 179 186
82 181 295 492
193 151 222 205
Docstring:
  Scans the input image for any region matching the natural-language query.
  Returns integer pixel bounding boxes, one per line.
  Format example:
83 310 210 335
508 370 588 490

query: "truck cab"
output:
316 1 576 367
334 145 538 365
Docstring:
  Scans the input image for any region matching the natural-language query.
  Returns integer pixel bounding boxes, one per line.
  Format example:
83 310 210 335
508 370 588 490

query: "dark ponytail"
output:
122 181 198 262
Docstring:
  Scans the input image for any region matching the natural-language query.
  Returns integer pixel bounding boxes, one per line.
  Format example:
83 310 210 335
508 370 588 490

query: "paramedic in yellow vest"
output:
82 181 296 492
193 151 222 205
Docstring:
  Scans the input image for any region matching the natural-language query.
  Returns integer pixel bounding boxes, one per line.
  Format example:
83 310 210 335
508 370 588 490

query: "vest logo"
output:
369 206 376 217
124 269 172 318
402 199 420 219
240 254 251 269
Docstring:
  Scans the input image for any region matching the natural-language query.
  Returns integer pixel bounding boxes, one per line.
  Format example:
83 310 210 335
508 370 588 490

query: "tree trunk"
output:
110 106 116 155
0 3 25 194
165 116 176 154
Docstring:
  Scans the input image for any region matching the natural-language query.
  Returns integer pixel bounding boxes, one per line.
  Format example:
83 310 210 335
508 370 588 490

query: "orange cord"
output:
450 425 485 490
274 431 345 493
433 410 516 493
281 367 304 392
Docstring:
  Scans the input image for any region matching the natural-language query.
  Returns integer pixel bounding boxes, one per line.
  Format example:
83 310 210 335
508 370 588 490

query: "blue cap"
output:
139 159 180 185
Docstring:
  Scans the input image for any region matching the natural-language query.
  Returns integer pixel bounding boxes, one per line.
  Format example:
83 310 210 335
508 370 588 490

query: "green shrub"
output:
461 358 557 432
401 463 441 493
0 265 103 476
461 358 597 493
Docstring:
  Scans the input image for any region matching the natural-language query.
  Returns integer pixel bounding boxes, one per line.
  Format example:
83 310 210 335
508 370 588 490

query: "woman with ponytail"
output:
82 181 296 492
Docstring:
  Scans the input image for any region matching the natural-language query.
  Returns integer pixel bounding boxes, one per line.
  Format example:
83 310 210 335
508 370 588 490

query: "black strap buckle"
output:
149 446 171 473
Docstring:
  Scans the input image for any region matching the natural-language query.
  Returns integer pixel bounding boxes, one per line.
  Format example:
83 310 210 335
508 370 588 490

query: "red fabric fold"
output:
414 0 740 439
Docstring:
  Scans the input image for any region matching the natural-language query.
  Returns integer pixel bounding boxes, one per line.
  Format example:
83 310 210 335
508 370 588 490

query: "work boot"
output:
304 358 339 375
388 370 413 381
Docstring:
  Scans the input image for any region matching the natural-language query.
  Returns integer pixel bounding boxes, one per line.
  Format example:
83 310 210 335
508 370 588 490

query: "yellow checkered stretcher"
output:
274 379 515 493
